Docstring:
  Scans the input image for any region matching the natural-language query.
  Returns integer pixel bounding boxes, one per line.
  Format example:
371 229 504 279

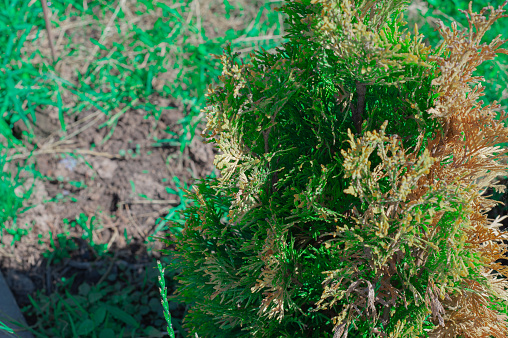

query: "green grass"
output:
0 0 507 337
0 0 287 336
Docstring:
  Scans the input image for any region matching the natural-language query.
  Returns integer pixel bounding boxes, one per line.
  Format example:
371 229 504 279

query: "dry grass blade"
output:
40 0 56 62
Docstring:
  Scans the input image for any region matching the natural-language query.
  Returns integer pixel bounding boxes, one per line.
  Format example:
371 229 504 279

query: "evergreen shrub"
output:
159 0 508 336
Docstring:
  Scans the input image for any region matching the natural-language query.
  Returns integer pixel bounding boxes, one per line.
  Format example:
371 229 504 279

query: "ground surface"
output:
0 87 222 335
0 0 269 335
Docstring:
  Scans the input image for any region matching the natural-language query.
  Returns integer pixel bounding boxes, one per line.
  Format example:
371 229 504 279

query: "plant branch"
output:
352 81 367 135
40 0 57 62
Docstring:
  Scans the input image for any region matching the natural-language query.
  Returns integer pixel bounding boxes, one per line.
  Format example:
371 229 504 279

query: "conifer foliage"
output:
159 0 508 336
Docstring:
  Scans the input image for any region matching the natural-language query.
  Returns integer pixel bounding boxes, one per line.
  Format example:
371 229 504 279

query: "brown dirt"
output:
0 0 272 334
0 92 221 329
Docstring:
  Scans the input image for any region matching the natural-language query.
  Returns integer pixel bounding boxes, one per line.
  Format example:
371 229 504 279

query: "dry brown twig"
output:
40 0 57 62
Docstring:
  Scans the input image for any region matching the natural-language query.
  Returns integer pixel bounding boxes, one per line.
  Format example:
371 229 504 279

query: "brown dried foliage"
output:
422 1 508 337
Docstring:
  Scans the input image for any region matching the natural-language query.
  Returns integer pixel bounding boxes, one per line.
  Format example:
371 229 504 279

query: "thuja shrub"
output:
159 0 508 337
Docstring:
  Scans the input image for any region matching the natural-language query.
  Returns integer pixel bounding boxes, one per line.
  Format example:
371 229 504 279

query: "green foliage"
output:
22 263 174 338
158 260 176 338
160 0 508 337
0 145 38 245
0 0 68 145
39 214 114 267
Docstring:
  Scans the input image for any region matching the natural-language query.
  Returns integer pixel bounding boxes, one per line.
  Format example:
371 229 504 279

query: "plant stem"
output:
40 0 57 62
352 81 367 135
